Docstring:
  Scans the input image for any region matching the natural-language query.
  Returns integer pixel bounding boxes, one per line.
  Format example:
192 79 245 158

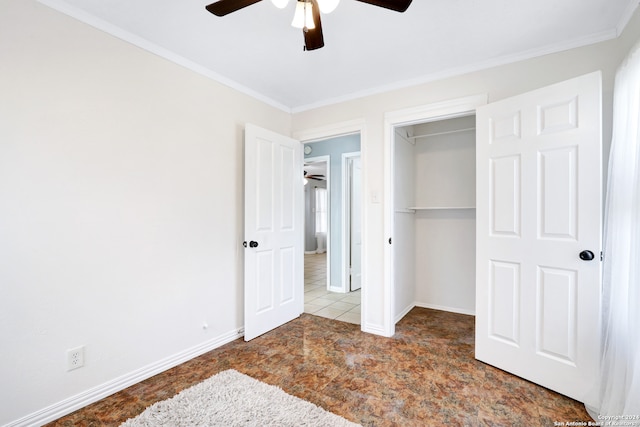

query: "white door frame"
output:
342 152 362 293
304 154 331 291
294 120 367 328
383 95 488 337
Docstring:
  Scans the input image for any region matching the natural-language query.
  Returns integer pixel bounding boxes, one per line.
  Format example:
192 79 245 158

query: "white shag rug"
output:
120 369 361 427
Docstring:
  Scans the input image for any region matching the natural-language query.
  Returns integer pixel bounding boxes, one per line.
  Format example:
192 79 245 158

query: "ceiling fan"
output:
304 170 326 181
205 0 413 51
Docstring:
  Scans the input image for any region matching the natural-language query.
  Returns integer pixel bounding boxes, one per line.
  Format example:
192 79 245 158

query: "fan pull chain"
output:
302 0 309 33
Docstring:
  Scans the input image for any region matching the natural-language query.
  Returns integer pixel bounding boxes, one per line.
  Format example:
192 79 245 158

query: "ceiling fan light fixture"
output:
317 0 339 14
291 1 315 30
270 0 290 9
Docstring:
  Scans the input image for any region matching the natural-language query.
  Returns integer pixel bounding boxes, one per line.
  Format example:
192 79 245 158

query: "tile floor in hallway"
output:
304 253 361 325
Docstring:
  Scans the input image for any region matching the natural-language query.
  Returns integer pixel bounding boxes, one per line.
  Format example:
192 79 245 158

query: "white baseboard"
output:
394 302 475 325
395 303 416 323
362 322 392 337
7 328 243 427
414 302 476 316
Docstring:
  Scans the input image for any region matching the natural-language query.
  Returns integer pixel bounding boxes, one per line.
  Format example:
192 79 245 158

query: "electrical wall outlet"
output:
67 346 85 371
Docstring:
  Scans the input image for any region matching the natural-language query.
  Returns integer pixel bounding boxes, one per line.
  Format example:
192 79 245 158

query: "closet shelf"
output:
409 127 476 140
407 206 476 211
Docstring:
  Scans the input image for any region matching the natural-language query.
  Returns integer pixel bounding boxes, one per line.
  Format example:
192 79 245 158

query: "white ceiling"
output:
40 0 637 112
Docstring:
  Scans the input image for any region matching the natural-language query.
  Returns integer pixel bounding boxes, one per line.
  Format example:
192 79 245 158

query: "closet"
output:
393 114 476 320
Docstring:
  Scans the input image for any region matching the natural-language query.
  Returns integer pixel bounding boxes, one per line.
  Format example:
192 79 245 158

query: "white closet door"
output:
475 72 602 406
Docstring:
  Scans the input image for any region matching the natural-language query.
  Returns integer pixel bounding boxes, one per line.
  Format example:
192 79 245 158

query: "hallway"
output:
303 253 361 325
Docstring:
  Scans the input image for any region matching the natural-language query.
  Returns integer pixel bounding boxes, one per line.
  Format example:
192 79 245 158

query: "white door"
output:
475 72 602 406
244 124 303 341
350 157 362 291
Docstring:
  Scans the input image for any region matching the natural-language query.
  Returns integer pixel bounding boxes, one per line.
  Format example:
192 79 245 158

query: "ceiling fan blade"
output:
205 0 263 16
354 0 412 12
304 0 324 51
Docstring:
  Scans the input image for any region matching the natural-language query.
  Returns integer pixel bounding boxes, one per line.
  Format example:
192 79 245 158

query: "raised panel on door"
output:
256 138 274 233
538 146 578 240
256 251 275 313
537 97 578 135
490 155 521 236
280 145 295 231
489 111 522 143
536 266 577 365
280 246 295 304
489 260 520 346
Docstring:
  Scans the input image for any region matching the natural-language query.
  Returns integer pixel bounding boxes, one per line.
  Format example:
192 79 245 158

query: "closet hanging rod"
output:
409 127 476 140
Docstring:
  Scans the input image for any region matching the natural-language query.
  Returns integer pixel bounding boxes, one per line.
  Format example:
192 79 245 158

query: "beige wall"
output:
0 1 290 425
1 0 638 424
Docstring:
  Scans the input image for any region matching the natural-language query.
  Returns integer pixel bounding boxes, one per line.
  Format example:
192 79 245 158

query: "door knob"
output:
249 241 259 248
579 250 595 261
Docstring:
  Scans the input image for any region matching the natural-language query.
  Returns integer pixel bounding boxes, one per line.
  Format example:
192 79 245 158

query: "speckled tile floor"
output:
45 308 593 426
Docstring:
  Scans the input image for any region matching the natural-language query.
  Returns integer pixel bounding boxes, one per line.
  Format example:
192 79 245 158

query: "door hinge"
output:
600 251 603 261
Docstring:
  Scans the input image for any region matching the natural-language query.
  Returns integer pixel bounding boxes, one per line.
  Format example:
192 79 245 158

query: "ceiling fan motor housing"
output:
205 0 412 50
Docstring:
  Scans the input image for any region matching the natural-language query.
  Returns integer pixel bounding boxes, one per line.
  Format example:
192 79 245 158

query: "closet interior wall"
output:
394 115 477 321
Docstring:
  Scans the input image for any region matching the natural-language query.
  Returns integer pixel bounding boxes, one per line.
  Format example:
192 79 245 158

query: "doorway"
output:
303 156 330 287
392 114 477 321
301 134 362 324
383 95 488 337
